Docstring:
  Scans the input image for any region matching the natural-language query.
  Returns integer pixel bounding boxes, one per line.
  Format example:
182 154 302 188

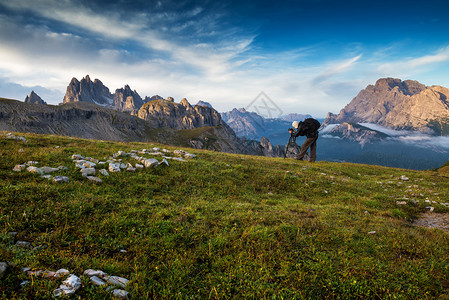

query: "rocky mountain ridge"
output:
324 78 449 134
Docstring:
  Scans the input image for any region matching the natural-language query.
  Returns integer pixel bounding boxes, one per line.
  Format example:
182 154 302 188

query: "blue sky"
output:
0 0 449 117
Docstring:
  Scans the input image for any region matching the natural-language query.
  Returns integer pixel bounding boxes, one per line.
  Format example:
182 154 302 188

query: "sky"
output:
1 0 449 118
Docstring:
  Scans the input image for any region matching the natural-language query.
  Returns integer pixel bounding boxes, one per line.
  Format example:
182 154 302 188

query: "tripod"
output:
283 134 300 158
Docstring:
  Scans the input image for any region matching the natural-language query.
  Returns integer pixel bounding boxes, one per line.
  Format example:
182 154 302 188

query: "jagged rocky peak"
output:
144 95 164 102
113 84 143 112
166 97 175 102
24 91 47 105
63 75 113 105
180 98 191 108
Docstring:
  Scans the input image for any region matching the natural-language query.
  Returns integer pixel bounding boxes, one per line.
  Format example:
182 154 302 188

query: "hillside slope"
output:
1 132 449 298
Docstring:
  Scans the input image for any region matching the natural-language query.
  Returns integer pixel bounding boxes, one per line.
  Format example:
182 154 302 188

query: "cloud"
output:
377 46 449 75
312 54 362 84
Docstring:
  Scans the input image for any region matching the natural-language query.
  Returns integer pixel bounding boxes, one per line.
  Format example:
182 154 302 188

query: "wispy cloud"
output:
313 54 362 84
377 46 449 75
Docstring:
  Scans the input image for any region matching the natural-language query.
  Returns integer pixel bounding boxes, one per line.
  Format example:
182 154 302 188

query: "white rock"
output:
152 147 161 152
26 161 38 166
87 176 102 184
81 168 96 177
184 153 196 159
109 163 121 173
162 149 171 153
62 274 81 289
41 175 52 180
27 166 44 174
396 201 407 205
90 275 106 286
13 164 26 172
120 163 127 169
117 151 129 157
425 206 435 212
53 176 70 183
111 289 129 299
173 150 185 156
135 164 144 170
40 166 59 174
71 154 84 160
127 167 136 172
84 269 107 277
54 269 70 278
99 169 109 176
368 231 376 235
400 175 409 181
144 158 159 168
104 275 129 288
57 166 68 171
172 157 187 162
83 162 96 168
159 158 169 167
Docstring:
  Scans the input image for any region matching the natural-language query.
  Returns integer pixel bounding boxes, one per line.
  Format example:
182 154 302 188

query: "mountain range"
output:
2 75 286 157
3 75 449 169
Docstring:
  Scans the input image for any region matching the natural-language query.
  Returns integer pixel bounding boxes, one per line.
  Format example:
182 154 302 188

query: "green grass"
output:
1 131 449 299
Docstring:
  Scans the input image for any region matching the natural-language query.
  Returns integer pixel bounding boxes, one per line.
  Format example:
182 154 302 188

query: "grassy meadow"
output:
1 131 449 299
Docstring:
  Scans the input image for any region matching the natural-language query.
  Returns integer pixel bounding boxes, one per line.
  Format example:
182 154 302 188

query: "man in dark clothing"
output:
289 119 320 162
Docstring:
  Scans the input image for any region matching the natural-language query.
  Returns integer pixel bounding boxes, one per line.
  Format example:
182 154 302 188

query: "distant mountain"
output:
280 113 312 122
24 91 46 105
324 78 449 135
63 75 113 106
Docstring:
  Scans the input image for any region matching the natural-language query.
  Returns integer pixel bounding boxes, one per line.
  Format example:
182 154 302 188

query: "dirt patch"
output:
414 212 449 233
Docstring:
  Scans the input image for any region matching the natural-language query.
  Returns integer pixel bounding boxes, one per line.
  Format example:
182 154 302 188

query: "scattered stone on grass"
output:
54 269 70 278
426 206 435 212
396 201 407 205
104 275 129 288
87 176 102 184
13 164 26 172
53 176 70 183
84 269 107 277
368 231 376 235
111 289 129 299
81 168 96 177
99 169 109 176
0 262 8 279
54 274 81 297
15 241 31 249
90 276 106 286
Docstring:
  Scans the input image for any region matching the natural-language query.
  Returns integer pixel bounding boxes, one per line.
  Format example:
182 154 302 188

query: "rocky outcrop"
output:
113 85 143 113
137 98 222 130
195 101 213 108
324 78 449 134
24 91 46 105
221 108 266 139
63 75 113 105
322 122 387 146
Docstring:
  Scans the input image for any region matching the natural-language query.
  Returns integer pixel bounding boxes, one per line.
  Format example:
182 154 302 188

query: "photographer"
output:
289 118 320 162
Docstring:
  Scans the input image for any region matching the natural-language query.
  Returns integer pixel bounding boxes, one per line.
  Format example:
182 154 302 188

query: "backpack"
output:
296 118 320 137
303 118 321 132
